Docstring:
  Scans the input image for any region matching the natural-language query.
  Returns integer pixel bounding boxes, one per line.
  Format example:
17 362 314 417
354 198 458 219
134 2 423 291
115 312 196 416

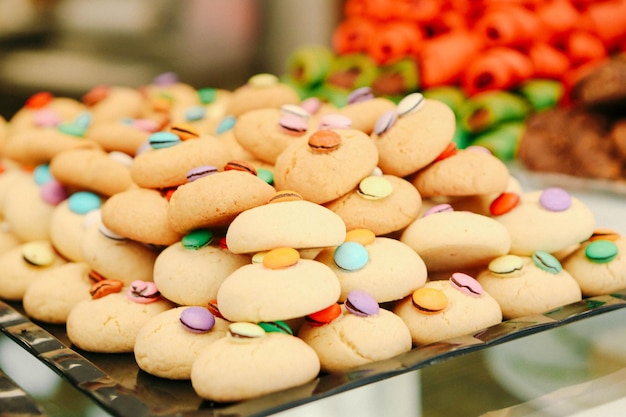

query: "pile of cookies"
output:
0 72 623 403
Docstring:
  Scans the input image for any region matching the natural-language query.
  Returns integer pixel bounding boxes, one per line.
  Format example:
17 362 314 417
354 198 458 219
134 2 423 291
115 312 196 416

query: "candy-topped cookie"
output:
225 73 301 117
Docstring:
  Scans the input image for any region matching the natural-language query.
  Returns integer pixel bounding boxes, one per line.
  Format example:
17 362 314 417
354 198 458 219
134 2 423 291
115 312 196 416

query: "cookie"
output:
101 187 184 246
273 128 379 204
190 322 320 402
410 147 510 198
562 232 626 296
400 208 511 272
225 73 301 117
130 134 233 189
153 232 250 306
49 147 136 197
0 240 67 301
134 306 230 380
7 93 86 134
448 173 523 216
315 230 427 303
324 174 422 236
216 248 341 323
493 188 595 256
477 252 582 319
80 221 158 285
22 261 92 324
371 94 456 177
167 168 276 232
336 94 397 134
225 191 346 257
86 119 154 156
393 274 502 345
298 296 412 373
82 85 145 123
66 283 174 353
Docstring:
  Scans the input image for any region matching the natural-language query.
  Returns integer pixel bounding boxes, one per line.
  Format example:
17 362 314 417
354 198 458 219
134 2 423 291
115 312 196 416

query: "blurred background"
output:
0 0 343 118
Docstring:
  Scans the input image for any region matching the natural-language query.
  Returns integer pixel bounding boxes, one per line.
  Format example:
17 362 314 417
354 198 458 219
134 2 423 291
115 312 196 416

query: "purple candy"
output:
347 86 374 105
153 72 178 86
422 203 454 218
539 187 571 212
180 306 216 333
345 290 379 317
300 97 322 115
186 165 219 182
318 114 351 130
449 272 483 297
373 110 397 136
40 179 68 206
279 113 308 134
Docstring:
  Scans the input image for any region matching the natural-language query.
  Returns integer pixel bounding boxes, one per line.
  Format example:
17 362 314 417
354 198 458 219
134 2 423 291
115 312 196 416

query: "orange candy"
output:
306 303 342 326
262 247 300 269
489 192 520 216
25 91 53 109
345 229 376 246
89 279 124 299
308 130 341 153
411 288 448 315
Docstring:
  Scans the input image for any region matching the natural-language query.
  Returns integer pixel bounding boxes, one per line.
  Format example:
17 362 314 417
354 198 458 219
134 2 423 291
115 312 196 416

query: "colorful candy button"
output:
170 122 200 140
258 320 293 335
262 247 300 269
300 97 322 115
68 191 101 214
279 113 308 135
281 103 310 120
585 240 619 263
40 180 68 206
345 290 379 317
248 73 278 87
22 242 55 267
108 151 134 168
197 87 217 104
397 92 425 116
57 122 86 138
449 272 483 297
180 307 216 334
153 72 178 86
318 114 351 130
148 131 181 149
357 176 393 200
74 112 92 130
184 106 206 122
433 142 458 162
25 91 53 109
411 288 448 315
216 115 236 134
228 322 266 340
532 251 562 274
33 108 61 127
89 279 123 299
127 280 161 304
422 203 454 217
182 229 214 250
33 164 53 185
488 254 524 276
207 299 224 319
268 190 303 204
224 160 257 175
373 110 397 136
589 228 621 242
345 229 376 246
82 85 110 106
370 166 383 176
98 223 127 240
305 303 342 326
490 192 520 216
539 187 571 212
308 130 341 153
186 165 219 182
347 86 374 104
257 168 274 185
251 251 268 264
334 241 369 271
133 118 159 133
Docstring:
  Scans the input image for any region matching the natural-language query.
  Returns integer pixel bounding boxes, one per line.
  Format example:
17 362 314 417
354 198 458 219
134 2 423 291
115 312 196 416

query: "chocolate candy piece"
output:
318 114 351 130
490 192 520 216
345 290 379 317
357 176 393 200
170 122 200 140
449 272 483 297
397 92 425 116
532 250 562 274
268 190 303 204
207 299 224 319
224 160 257 175
585 240 619 263
308 130 342 153
263 247 300 269
281 103 310 120
258 320 293 335
306 303 341 326
279 113 308 135
186 165 218 182
127 280 161 304
90 279 124 299
422 203 454 218
22 242 55 267
228 322 266 340
345 229 376 246
68 191 101 215
333 241 369 271
180 307 216 333
216 115 236 134
539 187 571 212
373 109 397 135
489 254 524 276
182 229 214 250
148 131 181 149
589 228 621 242
411 287 447 315
347 86 374 104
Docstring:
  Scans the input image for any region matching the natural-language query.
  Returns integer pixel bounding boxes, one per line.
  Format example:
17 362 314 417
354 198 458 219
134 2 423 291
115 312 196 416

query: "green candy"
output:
182 229 214 250
585 240 618 263
258 320 293 335
197 87 217 105
532 251 562 274
257 168 274 185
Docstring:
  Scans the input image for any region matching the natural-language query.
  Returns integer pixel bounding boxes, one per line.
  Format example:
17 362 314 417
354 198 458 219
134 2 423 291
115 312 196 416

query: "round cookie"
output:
48 147 136 197
273 128 379 204
233 107 314 165
153 232 250 306
80 221 158 285
476 252 582 319
190 322 320 402
130 134 233 189
167 168 276 232
324 174 422 236
448 173 523 216
298 298 412 373
336 94 397 134
315 230 427 303
393 274 503 345
22 261 92 324
0 240 67 301
86 119 154 156
66 283 174 353
225 191 346 257
562 233 626 297
225 73 301 117
101 187 184 246
134 306 230 380
8 94 86 135
216 248 341 323
493 188 596 256
400 208 512 272
82 85 145 123
410 147 510 198
371 93 456 177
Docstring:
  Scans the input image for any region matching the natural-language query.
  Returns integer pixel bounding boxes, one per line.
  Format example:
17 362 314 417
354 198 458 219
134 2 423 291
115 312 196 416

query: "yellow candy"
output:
169 122 200 140
488 254 524 276
357 176 393 200
22 242 55 267
412 288 448 315
262 247 300 269
248 73 278 88
251 251 268 264
345 229 376 246
228 322 265 340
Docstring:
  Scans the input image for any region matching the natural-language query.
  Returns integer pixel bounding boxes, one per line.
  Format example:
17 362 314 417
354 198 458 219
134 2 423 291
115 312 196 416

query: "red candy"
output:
25 92 53 109
305 303 342 326
490 192 520 216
